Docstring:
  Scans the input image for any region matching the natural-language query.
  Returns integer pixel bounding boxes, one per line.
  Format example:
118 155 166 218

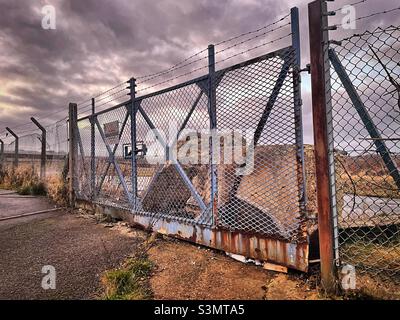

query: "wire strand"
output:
215 12 291 46
216 22 291 55
335 6 400 28
137 65 208 94
136 48 208 81
216 33 292 65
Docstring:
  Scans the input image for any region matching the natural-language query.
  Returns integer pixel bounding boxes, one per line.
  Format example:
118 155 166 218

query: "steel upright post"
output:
129 78 138 209
6 127 18 168
291 7 307 218
31 117 46 180
308 0 338 293
208 44 218 225
91 98 96 200
0 139 4 166
68 103 78 207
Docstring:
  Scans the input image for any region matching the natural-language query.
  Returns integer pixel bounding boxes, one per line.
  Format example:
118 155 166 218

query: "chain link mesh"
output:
215 48 304 240
75 45 305 242
329 26 400 287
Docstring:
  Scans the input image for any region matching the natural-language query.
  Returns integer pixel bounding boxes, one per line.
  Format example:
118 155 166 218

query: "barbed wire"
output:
215 22 291 55
333 25 400 43
334 5 400 28
135 11 291 83
1 11 293 133
136 49 208 82
135 55 208 87
136 27 292 94
215 12 291 47
216 33 292 65
89 81 127 100
136 65 208 94
93 92 129 110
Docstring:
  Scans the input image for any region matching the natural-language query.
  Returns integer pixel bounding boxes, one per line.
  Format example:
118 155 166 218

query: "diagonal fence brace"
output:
329 48 400 190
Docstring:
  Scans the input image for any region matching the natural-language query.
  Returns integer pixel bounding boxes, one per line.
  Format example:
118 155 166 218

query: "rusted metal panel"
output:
83 200 309 272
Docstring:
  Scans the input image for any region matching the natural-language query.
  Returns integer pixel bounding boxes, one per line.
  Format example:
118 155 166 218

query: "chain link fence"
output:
73 9 309 259
0 119 68 178
329 26 400 287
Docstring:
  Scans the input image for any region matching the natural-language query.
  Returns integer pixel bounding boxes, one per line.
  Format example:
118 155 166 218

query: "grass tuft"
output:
101 257 153 300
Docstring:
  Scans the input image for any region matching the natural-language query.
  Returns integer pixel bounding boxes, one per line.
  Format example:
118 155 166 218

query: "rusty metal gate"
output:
72 8 309 271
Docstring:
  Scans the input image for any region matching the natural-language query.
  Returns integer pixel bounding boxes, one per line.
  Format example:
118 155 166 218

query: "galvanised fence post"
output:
291 6 307 218
68 103 78 207
208 44 218 226
308 0 338 294
91 98 96 200
6 127 18 168
31 117 46 180
129 77 138 210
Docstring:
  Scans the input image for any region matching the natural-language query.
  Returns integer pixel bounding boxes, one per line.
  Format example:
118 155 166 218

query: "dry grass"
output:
45 174 69 206
0 161 69 205
345 273 400 300
339 236 400 299
340 172 400 199
0 164 45 195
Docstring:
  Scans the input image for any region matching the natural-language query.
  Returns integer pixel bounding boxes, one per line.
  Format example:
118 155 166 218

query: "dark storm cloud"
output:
0 0 399 143
0 0 287 131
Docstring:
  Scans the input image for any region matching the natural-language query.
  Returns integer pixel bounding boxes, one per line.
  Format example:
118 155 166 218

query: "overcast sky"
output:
0 0 399 144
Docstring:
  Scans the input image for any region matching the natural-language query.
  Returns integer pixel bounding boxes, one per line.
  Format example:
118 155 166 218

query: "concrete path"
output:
0 189 56 219
0 191 143 299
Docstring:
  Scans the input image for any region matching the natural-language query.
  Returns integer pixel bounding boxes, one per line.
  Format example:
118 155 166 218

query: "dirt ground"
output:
147 239 320 300
0 190 320 300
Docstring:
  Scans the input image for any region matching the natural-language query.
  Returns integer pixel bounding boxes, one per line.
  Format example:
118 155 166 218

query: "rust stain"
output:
84 201 309 272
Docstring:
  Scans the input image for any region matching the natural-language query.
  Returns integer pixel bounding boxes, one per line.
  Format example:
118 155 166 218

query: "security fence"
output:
329 27 400 286
70 8 310 271
1 0 400 297
0 119 68 179
309 0 400 294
